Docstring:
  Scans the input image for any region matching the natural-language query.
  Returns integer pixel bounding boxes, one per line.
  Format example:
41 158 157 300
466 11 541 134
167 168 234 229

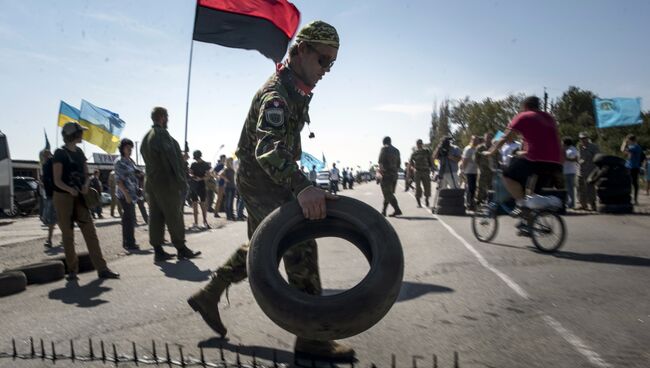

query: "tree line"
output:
428 86 650 155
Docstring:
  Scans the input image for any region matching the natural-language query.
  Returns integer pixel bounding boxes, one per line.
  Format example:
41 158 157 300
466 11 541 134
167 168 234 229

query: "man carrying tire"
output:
409 139 433 208
485 96 563 209
188 21 354 361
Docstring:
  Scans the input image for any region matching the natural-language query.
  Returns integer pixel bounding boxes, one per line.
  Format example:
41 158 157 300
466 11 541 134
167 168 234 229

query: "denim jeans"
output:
236 195 245 219
224 187 236 219
119 198 136 247
564 174 576 208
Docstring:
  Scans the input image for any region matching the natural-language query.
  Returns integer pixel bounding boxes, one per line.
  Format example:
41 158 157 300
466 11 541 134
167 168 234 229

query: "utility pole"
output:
543 87 549 112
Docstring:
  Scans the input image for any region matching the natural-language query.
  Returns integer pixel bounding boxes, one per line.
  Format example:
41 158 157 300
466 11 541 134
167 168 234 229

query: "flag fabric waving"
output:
300 152 325 172
79 100 126 153
193 0 301 62
594 98 643 128
58 101 80 128
44 129 51 151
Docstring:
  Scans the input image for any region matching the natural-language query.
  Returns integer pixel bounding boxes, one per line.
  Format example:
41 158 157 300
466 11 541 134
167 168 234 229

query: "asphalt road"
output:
0 182 648 367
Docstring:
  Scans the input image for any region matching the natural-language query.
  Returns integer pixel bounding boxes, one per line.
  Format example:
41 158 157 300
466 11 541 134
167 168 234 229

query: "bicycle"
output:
471 170 567 253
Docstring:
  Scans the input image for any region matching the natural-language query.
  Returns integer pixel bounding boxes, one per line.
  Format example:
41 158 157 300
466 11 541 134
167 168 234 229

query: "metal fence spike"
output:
40 338 45 360
70 339 75 361
29 337 35 358
219 343 225 362
101 340 106 363
51 341 56 363
200 346 206 367
454 351 459 368
152 340 157 362
112 343 118 367
179 345 185 368
165 342 171 368
11 338 16 359
132 342 138 365
432 354 437 368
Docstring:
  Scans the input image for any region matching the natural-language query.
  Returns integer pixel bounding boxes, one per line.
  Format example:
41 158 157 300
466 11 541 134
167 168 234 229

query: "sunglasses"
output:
306 43 336 69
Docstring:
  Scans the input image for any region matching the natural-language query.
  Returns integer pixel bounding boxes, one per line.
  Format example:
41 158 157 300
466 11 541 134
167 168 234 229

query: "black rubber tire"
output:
598 203 634 214
437 197 465 207
52 251 96 273
471 207 498 242
438 188 464 199
0 271 27 297
593 154 626 167
530 211 566 253
5 261 65 284
247 196 404 341
434 206 466 216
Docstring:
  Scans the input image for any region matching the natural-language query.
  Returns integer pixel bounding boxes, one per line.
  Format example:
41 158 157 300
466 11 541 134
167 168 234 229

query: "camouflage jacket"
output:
475 143 495 174
140 125 187 192
379 145 401 177
578 142 599 177
410 148 433 172
235 66 312 195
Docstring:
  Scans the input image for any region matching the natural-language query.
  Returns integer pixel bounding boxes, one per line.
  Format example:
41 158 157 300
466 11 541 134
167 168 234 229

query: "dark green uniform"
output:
409 148 433 200
140 125 188 249
210 66 321 294
475 143 495 204
379 145 401 211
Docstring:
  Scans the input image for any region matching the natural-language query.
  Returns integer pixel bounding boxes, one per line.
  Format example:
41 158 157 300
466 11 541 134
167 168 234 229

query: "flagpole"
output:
184 1 199 153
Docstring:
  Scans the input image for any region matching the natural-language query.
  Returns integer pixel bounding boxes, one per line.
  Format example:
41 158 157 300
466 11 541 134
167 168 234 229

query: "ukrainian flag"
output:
57 101 80 127
79 100 126 153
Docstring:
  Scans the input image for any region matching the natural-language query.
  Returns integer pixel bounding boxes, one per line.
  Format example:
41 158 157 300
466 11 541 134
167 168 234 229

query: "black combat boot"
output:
425 197 430 207
187 276 229 337
416 198 422 208
154 246 176 262
177 247 202 259
294 338 355 362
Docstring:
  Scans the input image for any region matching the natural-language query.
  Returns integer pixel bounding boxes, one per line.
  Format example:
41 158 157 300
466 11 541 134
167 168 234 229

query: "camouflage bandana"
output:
295 20 339 49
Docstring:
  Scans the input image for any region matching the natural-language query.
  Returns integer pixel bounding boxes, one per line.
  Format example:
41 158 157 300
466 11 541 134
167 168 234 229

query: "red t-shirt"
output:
507 111 562 163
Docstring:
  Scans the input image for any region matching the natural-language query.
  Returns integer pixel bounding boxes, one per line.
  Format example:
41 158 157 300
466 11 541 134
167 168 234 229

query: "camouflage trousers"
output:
381 175 399 210
414 170 431 199
210 168 321 296
476 171 493 204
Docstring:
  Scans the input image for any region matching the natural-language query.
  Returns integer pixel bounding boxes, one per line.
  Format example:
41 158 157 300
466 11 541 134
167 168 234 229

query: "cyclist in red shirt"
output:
486 96 563 209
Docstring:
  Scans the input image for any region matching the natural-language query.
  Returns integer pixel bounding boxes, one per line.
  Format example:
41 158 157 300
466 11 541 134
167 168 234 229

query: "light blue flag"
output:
594 98 643 128
301 152 325 171
79 100 126 137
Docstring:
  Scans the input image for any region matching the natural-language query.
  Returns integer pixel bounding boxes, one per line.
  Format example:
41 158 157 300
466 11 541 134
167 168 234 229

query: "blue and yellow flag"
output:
58 101 80 127
594 98 643 129
79 100 126 153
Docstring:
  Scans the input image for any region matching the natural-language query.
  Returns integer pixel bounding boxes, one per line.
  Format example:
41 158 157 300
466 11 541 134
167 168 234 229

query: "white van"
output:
0 131 13 215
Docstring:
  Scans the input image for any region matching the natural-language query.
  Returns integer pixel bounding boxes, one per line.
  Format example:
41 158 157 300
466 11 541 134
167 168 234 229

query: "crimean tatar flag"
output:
79 100 126 154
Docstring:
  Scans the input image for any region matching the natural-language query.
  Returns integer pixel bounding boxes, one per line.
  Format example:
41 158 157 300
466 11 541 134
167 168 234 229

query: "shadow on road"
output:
44 245 65 255
156 259 211 282
551 251 650 267
324 281 453 302
94 220 121 228
396 216 436 221
48 279 111 307
198 338 295 365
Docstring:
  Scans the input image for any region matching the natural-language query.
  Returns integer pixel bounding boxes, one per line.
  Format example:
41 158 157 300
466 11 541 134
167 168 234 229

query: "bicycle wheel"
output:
471 206 498 242
530 211 566 253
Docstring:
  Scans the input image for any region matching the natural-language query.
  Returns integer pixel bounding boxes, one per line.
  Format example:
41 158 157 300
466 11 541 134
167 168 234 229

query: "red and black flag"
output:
193 0 301 62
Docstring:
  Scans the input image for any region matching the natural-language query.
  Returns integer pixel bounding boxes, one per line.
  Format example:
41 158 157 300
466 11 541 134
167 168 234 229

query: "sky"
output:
1 0 648 169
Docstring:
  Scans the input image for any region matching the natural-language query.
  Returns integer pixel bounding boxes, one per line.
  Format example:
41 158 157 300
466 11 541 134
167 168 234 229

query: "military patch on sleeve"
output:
263 99 286 127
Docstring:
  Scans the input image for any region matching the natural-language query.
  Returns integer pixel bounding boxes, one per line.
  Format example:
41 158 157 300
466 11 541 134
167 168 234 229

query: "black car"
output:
12 176 39 216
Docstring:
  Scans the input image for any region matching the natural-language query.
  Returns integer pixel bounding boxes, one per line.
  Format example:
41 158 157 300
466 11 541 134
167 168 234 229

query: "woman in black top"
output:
52 122 119 280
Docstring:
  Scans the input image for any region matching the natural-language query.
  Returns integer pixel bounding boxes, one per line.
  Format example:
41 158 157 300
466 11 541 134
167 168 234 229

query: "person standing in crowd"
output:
188 21 355 360
140 107 201 262
135 172 149 225
189 150 212 229
212 155 226 218
563 137 578 209
378 136 402 217
577 131 599 210
341 167 348 189
52 122 119 280
205 171 217 213
475 132 495 205
621 134 643 205
89 170 103 219
114 138 141 250
403 161 414 192
347 168 354 189
309 165 318 186
40 149 57 248
645 151 650 196
432 136 462 210
108 170 123 217
219 157 236 220
329 163 340 194
409 139 433 208
461 135 480 211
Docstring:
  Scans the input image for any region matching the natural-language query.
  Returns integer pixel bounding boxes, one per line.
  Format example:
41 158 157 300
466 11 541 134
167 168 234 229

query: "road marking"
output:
401 187 612 368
